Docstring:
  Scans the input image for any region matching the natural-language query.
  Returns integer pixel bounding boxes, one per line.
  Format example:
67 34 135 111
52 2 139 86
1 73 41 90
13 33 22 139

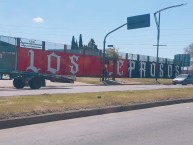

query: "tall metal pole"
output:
102 23 127 81
154 3 186 81
103 23 127 62
155 12 161 81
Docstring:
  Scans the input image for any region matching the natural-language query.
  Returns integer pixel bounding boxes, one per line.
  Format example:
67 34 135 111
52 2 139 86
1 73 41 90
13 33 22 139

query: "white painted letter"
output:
117 60 124 76
140 62 146 78
159 64 164 78
175 65 180 77
69 55 79 75
128 61 135 77
47 52 61 74
150 63 156 77
168 65 173 78
26 49 40 73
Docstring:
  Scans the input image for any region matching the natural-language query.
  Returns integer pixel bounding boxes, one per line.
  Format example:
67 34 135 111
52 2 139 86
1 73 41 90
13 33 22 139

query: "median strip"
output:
1 88 193 129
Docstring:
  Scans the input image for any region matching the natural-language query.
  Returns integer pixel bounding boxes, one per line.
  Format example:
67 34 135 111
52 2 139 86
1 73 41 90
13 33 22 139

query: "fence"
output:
0 35 179 65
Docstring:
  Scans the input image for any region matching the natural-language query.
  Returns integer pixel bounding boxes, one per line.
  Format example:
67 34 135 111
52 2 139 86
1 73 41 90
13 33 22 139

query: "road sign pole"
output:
103 23 127 61
102 14 150 81
102 23 127 81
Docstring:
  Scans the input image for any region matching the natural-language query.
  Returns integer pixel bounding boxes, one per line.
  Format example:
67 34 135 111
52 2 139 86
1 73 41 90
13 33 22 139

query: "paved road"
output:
0 80 193 97
1 102 193 145
0 81 193 97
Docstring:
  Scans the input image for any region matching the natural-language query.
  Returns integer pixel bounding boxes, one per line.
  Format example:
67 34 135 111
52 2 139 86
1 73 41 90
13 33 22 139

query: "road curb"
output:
1 98 193 130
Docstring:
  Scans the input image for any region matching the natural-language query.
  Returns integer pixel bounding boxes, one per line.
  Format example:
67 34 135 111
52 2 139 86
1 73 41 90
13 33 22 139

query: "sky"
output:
0 0 192 59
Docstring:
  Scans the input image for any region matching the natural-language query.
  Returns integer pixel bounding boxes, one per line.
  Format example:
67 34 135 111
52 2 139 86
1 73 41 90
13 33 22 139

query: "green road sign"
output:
127 14 150 30
174 54 191 67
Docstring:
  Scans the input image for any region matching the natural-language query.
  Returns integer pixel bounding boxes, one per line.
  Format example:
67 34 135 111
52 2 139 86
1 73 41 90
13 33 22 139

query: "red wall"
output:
17 48 129 77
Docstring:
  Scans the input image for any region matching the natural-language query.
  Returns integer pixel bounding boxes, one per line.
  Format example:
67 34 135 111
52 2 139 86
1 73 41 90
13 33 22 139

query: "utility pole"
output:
154 3 186 81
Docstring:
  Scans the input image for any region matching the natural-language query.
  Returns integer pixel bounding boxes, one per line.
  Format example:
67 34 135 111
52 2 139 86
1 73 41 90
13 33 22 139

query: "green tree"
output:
105 47 122 80
184 43 193 57
106 47 121 59
71 36 76 50
79 34 83 49
75 40 78 49
88 38 98 51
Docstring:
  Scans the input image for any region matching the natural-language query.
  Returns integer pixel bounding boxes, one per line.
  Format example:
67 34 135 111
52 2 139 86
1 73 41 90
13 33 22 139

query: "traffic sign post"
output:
102 14 150 81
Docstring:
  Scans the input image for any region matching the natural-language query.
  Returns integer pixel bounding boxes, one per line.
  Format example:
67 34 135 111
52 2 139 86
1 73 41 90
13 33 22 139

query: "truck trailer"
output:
0 35 75 89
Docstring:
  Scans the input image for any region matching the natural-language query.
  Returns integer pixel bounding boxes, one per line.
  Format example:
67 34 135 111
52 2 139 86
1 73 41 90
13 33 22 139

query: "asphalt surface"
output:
0 80 193 97
1 102 193 145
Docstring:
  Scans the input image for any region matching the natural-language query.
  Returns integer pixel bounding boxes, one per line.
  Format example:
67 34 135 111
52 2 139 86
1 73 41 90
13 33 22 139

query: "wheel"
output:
13 77 25 89
41 79 46 87
29 77 43 89
182 82 187 85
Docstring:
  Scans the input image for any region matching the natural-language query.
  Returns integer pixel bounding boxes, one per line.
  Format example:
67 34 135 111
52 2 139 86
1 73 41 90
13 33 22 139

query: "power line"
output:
0 23 193 31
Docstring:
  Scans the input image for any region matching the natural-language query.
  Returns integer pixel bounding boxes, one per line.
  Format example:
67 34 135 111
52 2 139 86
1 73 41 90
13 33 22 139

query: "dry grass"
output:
77 77 172 85
76 77 103 85
0 88 192 120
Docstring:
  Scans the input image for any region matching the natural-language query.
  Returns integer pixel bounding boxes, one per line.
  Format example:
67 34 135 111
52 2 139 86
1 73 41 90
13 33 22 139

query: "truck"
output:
0 35 75 89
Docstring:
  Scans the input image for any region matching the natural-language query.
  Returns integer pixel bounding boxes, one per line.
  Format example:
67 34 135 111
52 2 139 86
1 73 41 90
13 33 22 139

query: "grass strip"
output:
0 88 192 120
76 77 172 85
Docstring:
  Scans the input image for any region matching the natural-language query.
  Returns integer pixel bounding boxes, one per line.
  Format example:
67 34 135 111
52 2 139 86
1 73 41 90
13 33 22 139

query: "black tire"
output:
182 82 187 85
13 77 25 89
29 77 42 89
41 79 46 87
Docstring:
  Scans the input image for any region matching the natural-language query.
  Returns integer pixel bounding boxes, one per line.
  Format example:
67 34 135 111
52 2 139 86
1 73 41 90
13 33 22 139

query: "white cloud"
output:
33 17 45 23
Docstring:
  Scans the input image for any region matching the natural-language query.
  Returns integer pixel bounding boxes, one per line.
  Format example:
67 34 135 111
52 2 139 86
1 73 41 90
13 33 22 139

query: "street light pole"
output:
154 3 186 81
103 23 127 61
154 12 161 81
102 23 127 81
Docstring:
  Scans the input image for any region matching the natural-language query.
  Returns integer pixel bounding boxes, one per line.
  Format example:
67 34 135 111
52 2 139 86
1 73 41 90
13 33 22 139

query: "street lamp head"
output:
154 3 187 14
107 45 114 48
181 3 187 6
